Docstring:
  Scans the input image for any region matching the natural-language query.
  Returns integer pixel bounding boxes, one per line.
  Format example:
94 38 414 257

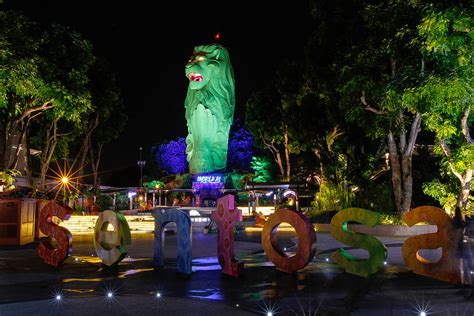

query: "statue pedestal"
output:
192 173 224 207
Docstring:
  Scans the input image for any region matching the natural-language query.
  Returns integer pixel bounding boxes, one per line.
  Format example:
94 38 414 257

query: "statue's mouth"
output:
188 72 203 82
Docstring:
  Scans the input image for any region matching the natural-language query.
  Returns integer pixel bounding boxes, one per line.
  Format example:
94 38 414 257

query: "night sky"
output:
2 1 312 185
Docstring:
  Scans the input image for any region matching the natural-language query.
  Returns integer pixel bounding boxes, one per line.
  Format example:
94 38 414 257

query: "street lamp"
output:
137 147 146 188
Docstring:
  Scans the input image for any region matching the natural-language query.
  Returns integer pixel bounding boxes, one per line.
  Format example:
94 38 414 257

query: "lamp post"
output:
137 147 146 188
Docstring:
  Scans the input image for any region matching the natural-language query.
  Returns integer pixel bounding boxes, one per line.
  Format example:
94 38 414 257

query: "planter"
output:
313 223 437 237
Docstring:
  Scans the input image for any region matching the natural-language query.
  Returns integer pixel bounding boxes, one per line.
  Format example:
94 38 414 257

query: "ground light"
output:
51 289 65 305
420 312 426 316
107 292 113 298
156 292 161 298
267 312 273 316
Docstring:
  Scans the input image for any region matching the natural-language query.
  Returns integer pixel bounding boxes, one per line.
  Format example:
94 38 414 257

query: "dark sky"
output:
2 0 313 185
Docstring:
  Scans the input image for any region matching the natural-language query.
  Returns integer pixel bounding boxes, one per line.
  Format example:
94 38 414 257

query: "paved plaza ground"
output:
0 230 473 315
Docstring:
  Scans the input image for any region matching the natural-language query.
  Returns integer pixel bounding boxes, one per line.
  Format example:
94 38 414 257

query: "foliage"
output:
378 213 404 225
78 57 127 185
354 182 396 214
114 192 130 211
145 180 165 189
0 169 21 191
245 62 306 181
227 121 254 171
417 5 473 214
0 11 94 173
312 182 355 212
423 179 473 217
250 156 273 183
154 138 188 175
95 194 113 211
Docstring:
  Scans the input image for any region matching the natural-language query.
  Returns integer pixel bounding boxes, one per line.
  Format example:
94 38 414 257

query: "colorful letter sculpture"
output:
330 208 387 277
153 209 192 275
402 206 462 284
37 201 73 266
212 195 243 277
94 210 131 266
262 208 316 274
184 44 235 173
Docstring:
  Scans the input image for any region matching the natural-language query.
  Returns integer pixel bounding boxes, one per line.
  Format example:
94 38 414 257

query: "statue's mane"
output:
184 44 235 128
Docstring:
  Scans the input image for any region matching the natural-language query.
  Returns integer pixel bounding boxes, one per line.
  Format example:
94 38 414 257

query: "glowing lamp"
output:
61 177 69 184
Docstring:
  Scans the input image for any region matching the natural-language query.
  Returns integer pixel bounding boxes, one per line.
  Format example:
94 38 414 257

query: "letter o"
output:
261 209 316 273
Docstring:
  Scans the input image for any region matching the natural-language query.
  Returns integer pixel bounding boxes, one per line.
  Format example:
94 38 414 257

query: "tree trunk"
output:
284 124 291 181
1 98 55 171
76 113 99 180
261 136 285 180
314 149 325 181
388 131 403 213
387 112 421 215
275 152 285 180
0 124 6 170
400 155 413 213
89 141 104 187
9 121 27 170
24 123 34 188
458 170 472 210
39 119 59 189
3 122 16 169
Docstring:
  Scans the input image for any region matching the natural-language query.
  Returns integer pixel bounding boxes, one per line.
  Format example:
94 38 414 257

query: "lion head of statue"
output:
185 44 234 95
184 44 235 174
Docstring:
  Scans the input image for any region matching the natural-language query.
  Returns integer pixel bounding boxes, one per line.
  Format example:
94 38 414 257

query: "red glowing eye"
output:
215 33 221 40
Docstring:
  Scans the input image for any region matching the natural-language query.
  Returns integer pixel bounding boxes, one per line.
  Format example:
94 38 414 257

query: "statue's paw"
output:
191 104 217 144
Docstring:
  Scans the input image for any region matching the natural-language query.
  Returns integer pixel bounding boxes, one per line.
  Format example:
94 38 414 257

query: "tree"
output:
154 138 188 175
227 120 254 172
80 58 126 186
0 13 94 189
0 11 56 172
418 5 473 217
31 23 94 188
245 62 305 181
250 156 273 183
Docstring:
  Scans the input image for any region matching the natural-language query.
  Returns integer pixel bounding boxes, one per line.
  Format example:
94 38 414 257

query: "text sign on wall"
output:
196 175 222 184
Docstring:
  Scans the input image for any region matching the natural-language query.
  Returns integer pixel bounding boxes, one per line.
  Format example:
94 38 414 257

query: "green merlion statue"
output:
184 44 235 174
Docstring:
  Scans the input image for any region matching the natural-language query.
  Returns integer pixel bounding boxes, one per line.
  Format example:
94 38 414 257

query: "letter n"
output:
154 209 192 275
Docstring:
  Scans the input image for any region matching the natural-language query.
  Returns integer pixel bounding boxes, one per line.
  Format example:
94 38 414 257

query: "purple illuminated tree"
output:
155 138 188 175
227 122 254 171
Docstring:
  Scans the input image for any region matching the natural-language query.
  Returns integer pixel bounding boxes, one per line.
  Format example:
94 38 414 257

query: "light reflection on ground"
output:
0 231 472 314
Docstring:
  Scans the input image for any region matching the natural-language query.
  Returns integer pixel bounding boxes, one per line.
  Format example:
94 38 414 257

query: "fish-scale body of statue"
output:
184 44 235 174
